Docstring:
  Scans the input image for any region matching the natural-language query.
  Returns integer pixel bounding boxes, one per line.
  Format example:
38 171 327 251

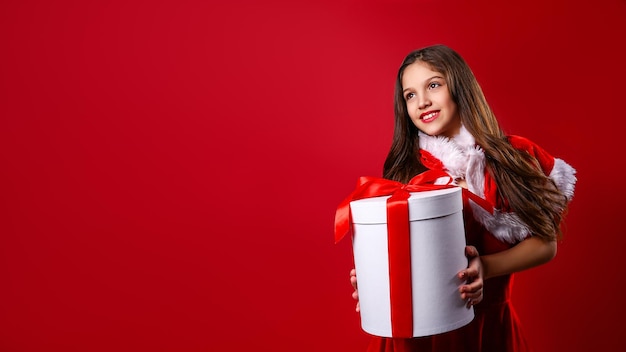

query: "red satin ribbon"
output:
334 169 493 337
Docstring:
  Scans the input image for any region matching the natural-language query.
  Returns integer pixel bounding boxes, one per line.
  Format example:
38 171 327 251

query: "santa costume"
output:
367 125 577 352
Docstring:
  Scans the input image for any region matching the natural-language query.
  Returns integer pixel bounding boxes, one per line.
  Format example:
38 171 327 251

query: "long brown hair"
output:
383 44 568 241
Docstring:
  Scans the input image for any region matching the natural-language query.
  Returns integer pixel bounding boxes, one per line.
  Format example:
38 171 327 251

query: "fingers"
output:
463 290 483 308
350 269 359 301
459 270 483 293
458 265 480 283
350 269 357 289
465 245 479 258
349 268 360 312
465 298 481 308
460 285 483 300
459 271 483 308
460 281 483 308
458 266 479 281
353 291 360 312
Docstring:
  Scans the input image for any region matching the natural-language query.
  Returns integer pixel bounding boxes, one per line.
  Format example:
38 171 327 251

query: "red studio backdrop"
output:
1 1 624 351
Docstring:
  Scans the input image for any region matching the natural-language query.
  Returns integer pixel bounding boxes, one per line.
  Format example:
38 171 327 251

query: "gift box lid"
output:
350 187 462 224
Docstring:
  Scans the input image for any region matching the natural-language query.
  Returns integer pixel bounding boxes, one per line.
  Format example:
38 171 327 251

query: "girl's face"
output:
401 61 461 138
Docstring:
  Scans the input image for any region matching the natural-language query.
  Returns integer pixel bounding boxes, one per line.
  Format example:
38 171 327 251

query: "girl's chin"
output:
418 126 443 137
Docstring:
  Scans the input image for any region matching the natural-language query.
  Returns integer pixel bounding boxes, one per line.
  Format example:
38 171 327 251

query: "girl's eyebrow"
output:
403 75 444 93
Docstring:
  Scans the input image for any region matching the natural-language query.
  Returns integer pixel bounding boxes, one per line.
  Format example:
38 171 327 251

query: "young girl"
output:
349 45 576 351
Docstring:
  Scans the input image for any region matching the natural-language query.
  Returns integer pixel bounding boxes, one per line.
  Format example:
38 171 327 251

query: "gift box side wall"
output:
350 188 474 338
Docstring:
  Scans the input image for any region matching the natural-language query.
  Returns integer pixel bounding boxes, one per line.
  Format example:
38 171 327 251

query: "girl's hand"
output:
458 245 484 308
349 268 360 312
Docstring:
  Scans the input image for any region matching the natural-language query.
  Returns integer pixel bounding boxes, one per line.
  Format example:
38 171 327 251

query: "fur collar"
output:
418 125 486 198
418 126 531 243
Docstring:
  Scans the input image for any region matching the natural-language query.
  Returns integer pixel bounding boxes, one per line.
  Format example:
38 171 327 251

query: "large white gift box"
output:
350 187 474 338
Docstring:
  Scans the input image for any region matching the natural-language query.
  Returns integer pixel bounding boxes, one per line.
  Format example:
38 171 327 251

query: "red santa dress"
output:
366 126 577 352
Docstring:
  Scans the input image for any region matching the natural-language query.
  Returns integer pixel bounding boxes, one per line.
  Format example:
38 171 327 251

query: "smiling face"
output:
401 61 461 138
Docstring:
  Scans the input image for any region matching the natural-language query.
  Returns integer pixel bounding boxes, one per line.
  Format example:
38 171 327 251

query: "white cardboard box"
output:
350 187 474 337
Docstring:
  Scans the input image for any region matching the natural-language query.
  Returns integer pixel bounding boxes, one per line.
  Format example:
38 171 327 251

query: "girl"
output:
349 44 576 352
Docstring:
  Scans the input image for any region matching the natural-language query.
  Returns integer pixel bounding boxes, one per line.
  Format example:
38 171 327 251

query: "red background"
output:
1 0 624 351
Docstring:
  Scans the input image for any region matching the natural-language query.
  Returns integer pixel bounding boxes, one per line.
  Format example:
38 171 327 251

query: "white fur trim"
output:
418 125 479 180
550 158 577 201
451 124 476 149
464 146 486 198
469 203 531 243
419 135 467 179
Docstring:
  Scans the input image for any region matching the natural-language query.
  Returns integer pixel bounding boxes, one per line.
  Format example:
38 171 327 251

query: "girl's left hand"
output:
458 245 484 308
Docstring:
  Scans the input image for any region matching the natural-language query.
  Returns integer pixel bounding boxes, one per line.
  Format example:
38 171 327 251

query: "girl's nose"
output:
418 96 431 109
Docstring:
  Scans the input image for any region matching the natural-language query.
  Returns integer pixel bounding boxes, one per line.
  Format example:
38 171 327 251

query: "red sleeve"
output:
507 135 555 176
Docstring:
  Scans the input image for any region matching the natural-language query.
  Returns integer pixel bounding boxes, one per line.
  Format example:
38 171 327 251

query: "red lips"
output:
420 110 439 121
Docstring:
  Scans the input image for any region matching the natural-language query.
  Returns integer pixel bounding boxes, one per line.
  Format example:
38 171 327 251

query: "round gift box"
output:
350 187 474 337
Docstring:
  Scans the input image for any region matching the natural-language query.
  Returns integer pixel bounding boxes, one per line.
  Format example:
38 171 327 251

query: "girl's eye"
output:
428 82 441 89
405 92 415 100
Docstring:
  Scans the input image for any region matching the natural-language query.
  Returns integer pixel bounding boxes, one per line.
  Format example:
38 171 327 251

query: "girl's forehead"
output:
402 61 445 82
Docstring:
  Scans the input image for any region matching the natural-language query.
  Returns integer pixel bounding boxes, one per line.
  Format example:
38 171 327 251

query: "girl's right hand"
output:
350 268 360 312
